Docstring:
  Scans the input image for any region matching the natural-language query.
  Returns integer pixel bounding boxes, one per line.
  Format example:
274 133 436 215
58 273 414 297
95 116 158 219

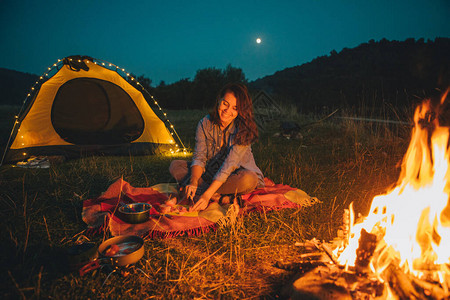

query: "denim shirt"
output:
191 115 265 187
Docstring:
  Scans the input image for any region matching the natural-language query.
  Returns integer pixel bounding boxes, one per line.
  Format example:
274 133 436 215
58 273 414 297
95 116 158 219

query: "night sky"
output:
0 0 448 84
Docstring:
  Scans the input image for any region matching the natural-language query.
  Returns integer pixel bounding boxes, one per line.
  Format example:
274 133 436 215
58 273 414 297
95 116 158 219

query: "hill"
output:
0 68 38 106
250 38 450 113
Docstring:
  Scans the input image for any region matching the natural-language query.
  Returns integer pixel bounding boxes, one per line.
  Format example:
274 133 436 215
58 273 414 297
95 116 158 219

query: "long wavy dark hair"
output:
210 82 258 145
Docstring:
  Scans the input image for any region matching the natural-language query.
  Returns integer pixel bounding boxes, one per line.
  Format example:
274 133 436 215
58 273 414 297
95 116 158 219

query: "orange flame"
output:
336 90 450 284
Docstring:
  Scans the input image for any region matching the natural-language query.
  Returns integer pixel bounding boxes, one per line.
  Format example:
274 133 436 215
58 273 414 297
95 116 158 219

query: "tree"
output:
191 67 224 108
137 75 152 90
223 64 247 84
150 65 248 109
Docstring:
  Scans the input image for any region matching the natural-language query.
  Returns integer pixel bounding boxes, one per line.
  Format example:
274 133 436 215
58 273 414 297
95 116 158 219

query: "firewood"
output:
274 260 327 272
410 275 448 300
355 228 377 273
384 263 421 299
321 243 338 264
341 270 386 298
284 265 353 300
341 208 350 244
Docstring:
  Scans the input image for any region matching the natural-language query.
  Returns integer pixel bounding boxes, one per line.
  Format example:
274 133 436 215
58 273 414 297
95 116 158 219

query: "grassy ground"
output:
0 107 411 299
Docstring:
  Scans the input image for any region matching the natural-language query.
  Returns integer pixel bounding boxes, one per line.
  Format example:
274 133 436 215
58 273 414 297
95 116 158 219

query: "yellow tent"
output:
3 56 181 163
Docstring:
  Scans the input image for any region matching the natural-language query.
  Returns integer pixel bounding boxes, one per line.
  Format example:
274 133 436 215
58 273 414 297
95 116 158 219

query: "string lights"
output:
1 56 188 165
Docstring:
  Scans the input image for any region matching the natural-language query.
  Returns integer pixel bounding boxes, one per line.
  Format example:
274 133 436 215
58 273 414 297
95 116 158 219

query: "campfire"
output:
282 91 450 299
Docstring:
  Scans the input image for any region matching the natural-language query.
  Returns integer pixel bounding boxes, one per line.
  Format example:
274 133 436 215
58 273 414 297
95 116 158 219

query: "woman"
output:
169 82 264 211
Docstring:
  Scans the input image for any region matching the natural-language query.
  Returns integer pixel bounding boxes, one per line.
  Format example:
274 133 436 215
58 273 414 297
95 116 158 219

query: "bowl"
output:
118 203 152 224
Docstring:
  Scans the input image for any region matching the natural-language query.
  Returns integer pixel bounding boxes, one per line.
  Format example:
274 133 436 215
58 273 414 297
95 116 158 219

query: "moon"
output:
256 38 262 44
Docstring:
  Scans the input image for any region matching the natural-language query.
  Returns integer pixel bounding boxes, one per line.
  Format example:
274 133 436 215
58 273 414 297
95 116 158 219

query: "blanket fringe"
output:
143 223 218 240
84 221 217 240
84 215 109 237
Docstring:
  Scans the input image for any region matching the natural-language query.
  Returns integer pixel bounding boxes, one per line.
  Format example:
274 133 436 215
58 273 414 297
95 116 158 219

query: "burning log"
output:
282 265 353 300
384 263 421 299
382 261 448 300
282 263 386 299
355 228 377 273
274 259 327 274
410 275 448 300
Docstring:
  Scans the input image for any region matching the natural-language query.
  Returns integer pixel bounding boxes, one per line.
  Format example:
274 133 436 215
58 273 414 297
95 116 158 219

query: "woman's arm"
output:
213 144 249 182
185 164 203 200
191 118 208 168
185 118 208 200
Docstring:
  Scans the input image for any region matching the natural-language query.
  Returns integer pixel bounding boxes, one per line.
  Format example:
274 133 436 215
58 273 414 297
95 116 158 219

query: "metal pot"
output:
117 203 152 224
98 235 144 266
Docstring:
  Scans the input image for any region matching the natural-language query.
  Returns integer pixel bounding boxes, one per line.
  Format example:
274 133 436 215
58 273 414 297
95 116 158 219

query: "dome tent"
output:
1 55 184 164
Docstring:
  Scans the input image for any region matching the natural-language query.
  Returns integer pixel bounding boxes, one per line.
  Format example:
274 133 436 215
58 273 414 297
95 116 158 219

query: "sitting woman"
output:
169 82 264 211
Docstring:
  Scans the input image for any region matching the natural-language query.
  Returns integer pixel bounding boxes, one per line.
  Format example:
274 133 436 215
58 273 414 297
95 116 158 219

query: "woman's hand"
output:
190 195 210 211
185 184 198 200
189 180 223 211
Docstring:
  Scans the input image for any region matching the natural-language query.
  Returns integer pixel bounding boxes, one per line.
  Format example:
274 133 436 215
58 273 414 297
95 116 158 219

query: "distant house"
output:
252 90 282 130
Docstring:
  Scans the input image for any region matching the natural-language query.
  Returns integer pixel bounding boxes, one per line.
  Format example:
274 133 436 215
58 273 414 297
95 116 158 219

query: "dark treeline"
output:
1 38 449 114
139 64 247 109
251 37 450 114
0 68 38 106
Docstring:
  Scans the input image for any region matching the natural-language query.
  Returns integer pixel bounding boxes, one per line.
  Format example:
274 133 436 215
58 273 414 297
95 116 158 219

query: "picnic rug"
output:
82 178 320 239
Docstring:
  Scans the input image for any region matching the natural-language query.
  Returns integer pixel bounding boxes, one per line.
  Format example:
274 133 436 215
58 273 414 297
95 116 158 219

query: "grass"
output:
0 106 411 299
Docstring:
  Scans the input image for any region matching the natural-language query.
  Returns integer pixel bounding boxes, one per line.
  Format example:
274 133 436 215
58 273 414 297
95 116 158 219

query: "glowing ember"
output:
334 91 450 289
